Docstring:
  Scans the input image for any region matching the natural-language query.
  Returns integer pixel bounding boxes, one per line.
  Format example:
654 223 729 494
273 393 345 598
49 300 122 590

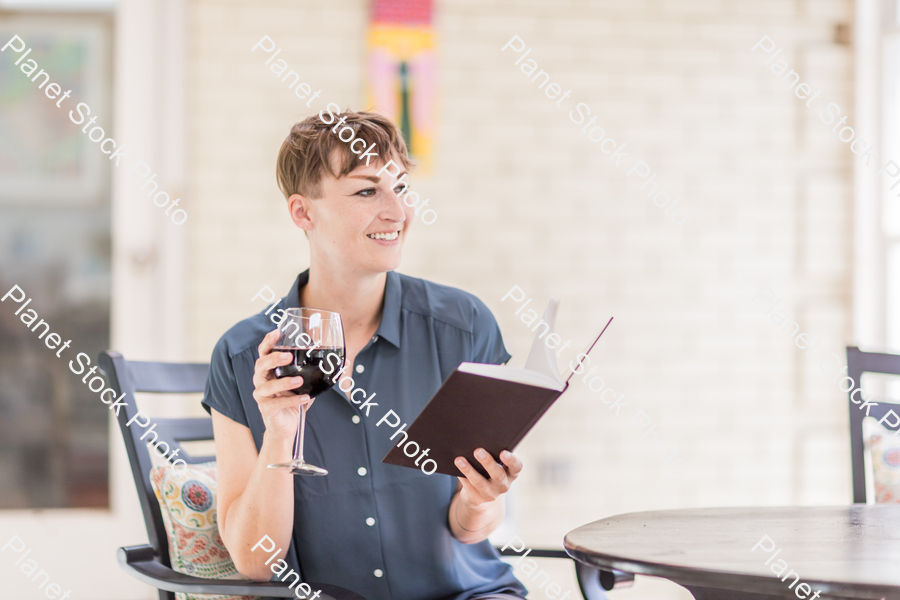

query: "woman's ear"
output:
287 193 314 232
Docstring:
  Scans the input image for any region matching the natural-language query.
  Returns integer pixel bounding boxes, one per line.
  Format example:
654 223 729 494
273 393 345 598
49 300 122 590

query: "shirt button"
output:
358 467 367 476
366 517 375 526
352 415 361 424
356 364 365 373
374 569 383 578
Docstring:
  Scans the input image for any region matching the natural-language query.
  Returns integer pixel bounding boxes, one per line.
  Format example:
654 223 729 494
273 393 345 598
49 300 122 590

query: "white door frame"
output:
0 1 187 598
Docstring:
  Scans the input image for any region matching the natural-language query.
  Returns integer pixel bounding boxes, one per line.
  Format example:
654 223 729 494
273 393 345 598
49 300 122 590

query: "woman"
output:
203 110 528 600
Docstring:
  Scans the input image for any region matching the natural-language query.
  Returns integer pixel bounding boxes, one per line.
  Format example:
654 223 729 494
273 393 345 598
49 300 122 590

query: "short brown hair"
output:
276 110 414 200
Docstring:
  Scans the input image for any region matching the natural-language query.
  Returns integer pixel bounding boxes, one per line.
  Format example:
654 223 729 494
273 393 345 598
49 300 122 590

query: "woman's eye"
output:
356 188 376 197
393 186 406 195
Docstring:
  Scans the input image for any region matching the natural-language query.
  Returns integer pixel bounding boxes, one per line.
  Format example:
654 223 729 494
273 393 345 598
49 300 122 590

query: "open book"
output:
382 299 613 477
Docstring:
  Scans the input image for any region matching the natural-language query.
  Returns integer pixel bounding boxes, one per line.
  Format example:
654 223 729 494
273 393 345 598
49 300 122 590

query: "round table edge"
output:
562 530 898 600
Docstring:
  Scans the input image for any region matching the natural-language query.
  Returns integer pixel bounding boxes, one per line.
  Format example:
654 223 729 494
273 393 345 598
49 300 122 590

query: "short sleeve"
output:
202 336 250 427
471 297 512 366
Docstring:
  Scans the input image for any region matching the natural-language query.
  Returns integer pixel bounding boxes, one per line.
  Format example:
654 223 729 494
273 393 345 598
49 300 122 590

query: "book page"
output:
457 362 565 391
523 298 563 385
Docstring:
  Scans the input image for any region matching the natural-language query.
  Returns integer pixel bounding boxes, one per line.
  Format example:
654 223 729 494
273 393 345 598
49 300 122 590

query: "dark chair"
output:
99 351 632 600
846 346 900 503
99 350 364 600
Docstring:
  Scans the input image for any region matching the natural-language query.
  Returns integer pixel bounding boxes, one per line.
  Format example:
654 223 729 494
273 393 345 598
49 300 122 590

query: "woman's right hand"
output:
252 329 313 441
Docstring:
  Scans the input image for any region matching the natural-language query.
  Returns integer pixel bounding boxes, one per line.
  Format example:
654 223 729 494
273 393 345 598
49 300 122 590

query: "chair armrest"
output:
497 547 571 559
496 546 634 595
118 545 368 600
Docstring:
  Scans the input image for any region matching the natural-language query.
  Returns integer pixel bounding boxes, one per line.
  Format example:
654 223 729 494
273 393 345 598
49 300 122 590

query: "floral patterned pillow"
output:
864 417 900 503
149 461 259 600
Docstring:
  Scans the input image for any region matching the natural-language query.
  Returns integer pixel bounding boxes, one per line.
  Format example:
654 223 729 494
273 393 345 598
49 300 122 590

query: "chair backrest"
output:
846 346 900 503
98 351 213 583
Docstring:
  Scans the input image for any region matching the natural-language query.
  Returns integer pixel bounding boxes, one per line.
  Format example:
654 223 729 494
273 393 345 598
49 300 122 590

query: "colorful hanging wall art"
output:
367 0 436 172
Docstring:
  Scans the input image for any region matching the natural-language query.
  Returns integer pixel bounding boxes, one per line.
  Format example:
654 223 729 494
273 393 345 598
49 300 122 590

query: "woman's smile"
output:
366 230 401 243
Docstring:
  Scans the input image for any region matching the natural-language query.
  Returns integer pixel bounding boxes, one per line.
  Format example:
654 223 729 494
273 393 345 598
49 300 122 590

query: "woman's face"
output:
292 152 415 276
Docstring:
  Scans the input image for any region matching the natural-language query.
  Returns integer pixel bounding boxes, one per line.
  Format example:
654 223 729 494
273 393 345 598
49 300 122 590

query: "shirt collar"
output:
285 269 401 349
375 271 402 348
284 271 305 311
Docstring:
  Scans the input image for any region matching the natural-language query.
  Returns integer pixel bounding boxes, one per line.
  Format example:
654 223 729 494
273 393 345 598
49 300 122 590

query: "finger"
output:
473 448 508 483
256 350 292 376
499 450 523 478
257 328 280 357
252 356 287 391
257 394 304 415
256 375 304 399
456 476 484 503
454 456 494 499
258 393 313 414
253 351 293 390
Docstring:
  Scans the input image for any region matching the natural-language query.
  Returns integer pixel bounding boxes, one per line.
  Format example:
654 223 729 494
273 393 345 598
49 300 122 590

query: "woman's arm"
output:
213 411 295 579
214 329 311 580
449 449 523 544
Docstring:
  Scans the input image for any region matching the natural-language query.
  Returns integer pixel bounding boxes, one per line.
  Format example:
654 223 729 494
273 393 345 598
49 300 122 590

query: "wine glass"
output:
266 308 345 476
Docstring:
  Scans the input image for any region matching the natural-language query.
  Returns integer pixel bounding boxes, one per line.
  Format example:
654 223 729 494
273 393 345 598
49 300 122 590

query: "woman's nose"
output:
384 188 408 220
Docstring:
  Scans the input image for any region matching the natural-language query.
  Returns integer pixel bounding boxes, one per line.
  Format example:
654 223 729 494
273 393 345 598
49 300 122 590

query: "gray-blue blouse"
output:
202 270 528 600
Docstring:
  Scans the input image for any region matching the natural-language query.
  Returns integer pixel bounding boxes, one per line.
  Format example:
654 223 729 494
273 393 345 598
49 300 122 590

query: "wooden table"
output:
564 506 900 600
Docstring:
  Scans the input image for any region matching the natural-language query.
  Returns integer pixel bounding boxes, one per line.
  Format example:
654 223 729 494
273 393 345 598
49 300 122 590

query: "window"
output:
0 13 113 508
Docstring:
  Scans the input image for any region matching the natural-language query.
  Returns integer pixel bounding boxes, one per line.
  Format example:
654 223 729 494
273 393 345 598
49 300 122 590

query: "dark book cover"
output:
382 301 611 478
382 371 567 477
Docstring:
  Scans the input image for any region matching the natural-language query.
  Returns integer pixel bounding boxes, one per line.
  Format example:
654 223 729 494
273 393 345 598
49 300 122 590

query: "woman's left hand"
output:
455 449 523 509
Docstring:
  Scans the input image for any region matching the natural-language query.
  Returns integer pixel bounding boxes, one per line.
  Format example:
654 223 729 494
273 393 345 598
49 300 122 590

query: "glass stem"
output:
294 403 308 463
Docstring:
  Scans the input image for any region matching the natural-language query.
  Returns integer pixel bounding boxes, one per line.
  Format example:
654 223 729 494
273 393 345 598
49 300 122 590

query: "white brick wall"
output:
187 1 854 598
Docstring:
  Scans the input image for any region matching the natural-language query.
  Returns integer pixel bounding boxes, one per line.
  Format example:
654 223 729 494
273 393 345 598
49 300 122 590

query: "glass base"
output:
267 460 328 476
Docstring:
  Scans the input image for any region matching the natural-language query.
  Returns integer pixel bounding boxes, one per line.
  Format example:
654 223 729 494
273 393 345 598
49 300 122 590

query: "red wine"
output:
273 347 345 397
